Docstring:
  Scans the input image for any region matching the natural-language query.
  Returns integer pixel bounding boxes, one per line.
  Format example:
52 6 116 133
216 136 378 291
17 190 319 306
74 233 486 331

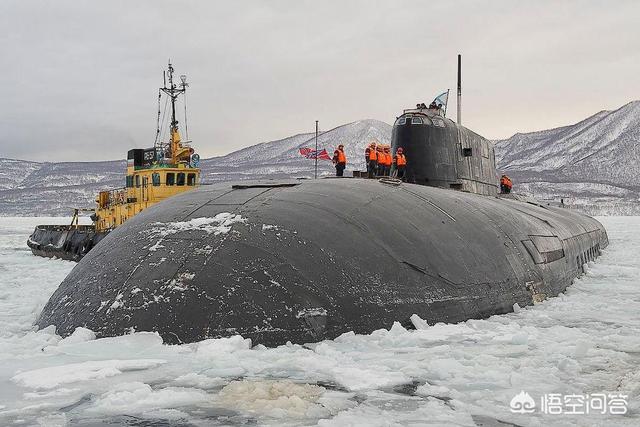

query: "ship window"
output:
187 173 196 186
463 148 473 157
135 175 140 188
152 172 160 186
166 173 175 186
177 173 186 186
431 117 445 127
395 118 406 125
411 117 423 125
126 175 133 188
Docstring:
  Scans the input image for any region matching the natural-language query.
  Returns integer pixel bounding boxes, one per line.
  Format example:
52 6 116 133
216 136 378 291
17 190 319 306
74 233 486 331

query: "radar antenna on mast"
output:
457 54 462 125
155 61 190 165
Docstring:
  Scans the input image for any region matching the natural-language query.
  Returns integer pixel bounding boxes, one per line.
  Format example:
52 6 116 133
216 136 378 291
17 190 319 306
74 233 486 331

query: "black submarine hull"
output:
27 225 108 262
37 179 608 346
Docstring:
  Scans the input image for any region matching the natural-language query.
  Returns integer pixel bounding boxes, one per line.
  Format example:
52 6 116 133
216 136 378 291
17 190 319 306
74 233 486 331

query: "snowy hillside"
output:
0 159 41 190
495 101 640 214
200 119 391 182
3 102 640 216
0 159 125 216
0 120 391 215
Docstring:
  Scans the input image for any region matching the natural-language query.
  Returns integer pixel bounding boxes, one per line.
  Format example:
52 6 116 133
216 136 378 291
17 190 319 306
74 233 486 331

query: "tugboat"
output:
27 62 201 261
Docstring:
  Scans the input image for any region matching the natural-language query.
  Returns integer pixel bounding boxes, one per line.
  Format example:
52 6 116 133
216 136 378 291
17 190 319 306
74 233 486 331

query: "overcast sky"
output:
1 0 639 162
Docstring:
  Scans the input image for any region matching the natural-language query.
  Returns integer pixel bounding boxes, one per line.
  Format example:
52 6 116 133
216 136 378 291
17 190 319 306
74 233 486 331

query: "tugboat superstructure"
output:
28 62 200 260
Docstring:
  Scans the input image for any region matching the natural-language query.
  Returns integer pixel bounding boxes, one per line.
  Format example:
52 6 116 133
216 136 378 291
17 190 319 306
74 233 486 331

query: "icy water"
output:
0 217 638 426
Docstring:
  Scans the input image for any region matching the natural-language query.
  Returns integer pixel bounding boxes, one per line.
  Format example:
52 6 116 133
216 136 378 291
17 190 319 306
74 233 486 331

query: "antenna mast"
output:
161 61 183 137
457 54 462 125
158 61 189 163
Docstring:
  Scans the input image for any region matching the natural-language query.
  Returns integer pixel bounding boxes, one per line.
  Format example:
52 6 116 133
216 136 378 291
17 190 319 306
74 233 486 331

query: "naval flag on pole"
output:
432 90 449 114
299 147 332 161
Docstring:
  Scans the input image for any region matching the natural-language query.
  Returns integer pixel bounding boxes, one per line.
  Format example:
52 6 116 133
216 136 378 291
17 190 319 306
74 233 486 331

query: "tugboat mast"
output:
161 61 185 134
158 61 189 163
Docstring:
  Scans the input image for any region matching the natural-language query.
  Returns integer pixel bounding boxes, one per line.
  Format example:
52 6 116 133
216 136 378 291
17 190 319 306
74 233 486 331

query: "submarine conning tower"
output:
392 105 498 196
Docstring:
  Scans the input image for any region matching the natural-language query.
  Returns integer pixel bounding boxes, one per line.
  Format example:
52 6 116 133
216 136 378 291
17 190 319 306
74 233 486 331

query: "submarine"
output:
37 56 608 346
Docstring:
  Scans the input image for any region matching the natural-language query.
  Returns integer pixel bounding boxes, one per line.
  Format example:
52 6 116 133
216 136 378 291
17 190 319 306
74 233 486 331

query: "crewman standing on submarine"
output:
333 144 347 177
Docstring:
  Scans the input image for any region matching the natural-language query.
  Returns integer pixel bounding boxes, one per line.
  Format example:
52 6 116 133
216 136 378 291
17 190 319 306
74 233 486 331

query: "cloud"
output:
1 0 639 161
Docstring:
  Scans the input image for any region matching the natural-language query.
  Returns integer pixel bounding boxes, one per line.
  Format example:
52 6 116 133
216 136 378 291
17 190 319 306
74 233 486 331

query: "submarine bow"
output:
37 178 608 346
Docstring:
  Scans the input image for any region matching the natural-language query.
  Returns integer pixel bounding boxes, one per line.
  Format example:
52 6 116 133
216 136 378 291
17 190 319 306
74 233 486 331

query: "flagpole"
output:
444 89 450 117
315 120 318 179
457 54 462 125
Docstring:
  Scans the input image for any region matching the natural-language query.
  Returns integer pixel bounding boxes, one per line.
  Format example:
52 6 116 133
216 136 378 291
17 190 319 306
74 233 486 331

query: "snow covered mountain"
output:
200 119 391 182
3 103 640 217
495 101 640 214
0 158 125 216
0 119 391 216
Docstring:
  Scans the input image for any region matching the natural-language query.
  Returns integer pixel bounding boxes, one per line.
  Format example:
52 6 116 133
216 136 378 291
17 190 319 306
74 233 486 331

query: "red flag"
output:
299 147 331 161
317 149 331 160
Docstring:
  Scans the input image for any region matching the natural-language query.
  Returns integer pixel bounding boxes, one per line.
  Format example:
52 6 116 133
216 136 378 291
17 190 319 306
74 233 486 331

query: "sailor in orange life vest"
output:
382 146 392 176
365 142 377 178
375 145 385 176
393 147 407 180
333 144 347 176
500 174 513 194
378 145 388 176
